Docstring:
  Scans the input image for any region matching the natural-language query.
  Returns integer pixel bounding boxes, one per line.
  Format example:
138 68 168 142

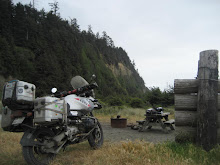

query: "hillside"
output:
0 0 146 100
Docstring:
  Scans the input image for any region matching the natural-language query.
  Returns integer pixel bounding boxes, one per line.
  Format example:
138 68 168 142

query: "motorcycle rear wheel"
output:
88 120 104 149
22 128 55 165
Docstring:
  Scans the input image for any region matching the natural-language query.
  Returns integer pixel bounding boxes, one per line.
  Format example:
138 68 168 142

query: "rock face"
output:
106 63 132 77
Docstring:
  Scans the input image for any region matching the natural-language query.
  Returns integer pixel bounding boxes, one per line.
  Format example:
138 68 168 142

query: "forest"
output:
0 0 173 107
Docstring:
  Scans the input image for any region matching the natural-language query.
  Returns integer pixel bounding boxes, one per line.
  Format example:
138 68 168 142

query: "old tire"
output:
88 121 104 149
22 128 55 165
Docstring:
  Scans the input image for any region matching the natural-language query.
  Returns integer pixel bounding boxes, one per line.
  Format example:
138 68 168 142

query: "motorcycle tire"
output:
88 120 104 149
22 128 56 165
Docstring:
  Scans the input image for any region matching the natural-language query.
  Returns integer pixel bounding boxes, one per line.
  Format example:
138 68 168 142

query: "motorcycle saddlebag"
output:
2 80 36 110
34 96 64 124
1 106 13 131
1 106 26 132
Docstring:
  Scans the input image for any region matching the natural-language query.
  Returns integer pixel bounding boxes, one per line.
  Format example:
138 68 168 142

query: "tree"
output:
69 18 80 32
130 98 144 108
145 86 174 107
145 87 162 106
108 97 123 106
0 37 13 77
0 1 146 100
102 31 114 47
13 3 28 46
0 0 13 40
49 1 59 15
88 25 93 34
95 32 100 39
161 85 174 106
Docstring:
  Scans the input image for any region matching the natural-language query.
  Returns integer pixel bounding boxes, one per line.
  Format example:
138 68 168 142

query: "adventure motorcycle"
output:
1 75 103 165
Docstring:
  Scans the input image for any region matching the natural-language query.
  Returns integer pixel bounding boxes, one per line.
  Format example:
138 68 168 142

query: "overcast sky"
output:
13 0 220 90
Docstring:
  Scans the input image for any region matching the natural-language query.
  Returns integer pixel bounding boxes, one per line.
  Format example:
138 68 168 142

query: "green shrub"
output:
108 97 123 106
129 98 144 108
144 86 174 107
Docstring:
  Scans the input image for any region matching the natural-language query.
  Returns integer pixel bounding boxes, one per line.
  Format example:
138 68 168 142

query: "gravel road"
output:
101 122 175 143
0 115 175 143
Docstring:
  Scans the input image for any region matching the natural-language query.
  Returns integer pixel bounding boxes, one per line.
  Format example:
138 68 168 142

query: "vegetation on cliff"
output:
0 0 146 100
0 0 173 106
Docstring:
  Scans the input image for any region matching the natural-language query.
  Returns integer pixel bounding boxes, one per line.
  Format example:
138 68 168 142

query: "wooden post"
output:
197 50 218 151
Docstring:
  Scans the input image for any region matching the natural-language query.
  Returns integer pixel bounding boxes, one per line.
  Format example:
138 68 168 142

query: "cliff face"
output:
106 63 132 77
0 1 146 99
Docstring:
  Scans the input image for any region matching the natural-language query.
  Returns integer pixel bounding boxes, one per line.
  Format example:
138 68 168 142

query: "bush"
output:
144 86 174 107
129 98 144 108
108 97 123 106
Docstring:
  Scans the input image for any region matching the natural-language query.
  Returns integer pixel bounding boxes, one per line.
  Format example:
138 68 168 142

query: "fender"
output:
20 129 38 146
20 128 54 146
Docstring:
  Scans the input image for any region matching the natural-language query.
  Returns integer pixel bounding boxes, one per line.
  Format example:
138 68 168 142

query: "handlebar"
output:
54 83 98 98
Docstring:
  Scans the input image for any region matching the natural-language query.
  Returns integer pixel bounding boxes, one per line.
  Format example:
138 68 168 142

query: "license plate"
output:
12 117 25 125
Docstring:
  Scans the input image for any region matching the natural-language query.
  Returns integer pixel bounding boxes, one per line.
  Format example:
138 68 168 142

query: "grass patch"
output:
0 129 220 165
51 140 220 165
94 106 174 123
166 142 220 165
0 128 25 165
0 105 177 164
93 106 146 123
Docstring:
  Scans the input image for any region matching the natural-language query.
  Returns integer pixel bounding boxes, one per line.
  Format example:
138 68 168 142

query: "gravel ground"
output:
101 122 175 143
0 115 175 143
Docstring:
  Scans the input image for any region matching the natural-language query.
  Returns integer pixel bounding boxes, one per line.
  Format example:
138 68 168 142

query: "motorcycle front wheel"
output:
22 128 56 165
88 120 104 149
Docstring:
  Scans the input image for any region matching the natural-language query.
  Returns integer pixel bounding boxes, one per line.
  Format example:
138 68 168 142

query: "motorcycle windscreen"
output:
70 76 89 89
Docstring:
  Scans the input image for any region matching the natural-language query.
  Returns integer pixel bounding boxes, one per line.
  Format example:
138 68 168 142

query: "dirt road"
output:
0 116 175 143
101 122 175 143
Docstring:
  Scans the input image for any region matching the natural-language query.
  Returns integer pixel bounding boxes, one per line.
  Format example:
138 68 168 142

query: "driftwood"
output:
175 50 219 151
175 94 197 111
174 79 220 94
175 111 220 127
175 94 220 111
175 111 197 127
197 50 218 150
174 79 198 94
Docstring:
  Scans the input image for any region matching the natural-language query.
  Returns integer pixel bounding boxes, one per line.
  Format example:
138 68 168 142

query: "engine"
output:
68 116 95 131
64 117 96 142
81 117 96 132
65 126 79 142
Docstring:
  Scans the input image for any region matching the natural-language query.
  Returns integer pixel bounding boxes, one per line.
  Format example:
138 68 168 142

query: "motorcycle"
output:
1 75 103 165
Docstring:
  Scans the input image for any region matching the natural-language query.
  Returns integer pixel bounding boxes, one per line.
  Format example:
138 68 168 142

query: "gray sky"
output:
14 0 220 90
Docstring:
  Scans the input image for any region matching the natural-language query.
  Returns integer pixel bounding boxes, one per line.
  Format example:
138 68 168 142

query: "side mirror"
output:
51 88 57 93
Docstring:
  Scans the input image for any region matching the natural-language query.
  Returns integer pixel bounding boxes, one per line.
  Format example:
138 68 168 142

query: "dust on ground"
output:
101 122 175 143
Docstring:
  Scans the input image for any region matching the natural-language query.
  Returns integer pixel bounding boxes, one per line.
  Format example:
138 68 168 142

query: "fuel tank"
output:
64 95 94 115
